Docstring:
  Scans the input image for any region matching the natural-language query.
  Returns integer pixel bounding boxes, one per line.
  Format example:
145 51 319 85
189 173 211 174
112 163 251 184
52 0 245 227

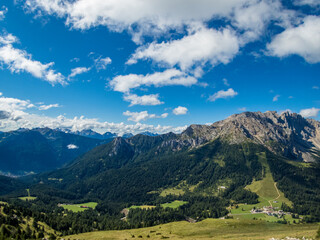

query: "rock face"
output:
99 111 320 163
178 111 320 162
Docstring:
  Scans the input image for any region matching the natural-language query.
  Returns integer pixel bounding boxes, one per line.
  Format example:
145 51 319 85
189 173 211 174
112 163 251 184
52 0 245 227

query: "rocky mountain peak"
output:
178 111 320 162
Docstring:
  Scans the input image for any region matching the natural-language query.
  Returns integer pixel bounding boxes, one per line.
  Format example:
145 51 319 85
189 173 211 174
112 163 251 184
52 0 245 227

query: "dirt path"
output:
268 182 281 207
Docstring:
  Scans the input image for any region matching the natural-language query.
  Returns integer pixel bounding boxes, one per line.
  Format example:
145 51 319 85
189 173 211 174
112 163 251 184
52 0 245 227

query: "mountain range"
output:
20 111 318 216
0 111 319 239
0 128 109 176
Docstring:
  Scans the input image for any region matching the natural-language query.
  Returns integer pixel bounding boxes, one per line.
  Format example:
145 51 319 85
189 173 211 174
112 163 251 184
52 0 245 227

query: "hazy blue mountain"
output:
0 128 110 175
73 129 117 140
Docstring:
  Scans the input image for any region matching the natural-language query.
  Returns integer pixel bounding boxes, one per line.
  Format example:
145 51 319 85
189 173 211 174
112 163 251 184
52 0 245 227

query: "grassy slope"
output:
128 201 188 210
67 218 319 240
18 188 37 201
230 152 293 222
245 153 292 208
1 201 59 238
161 200 188 209
60 202 98 212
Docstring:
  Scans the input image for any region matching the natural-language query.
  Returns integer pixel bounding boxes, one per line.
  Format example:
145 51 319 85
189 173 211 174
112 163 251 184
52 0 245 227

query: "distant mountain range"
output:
0 127 160 176
0 128 109 176
61 129 158 139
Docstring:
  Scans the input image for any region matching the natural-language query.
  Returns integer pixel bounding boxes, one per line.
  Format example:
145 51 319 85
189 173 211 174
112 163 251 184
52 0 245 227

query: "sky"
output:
0 0 319 135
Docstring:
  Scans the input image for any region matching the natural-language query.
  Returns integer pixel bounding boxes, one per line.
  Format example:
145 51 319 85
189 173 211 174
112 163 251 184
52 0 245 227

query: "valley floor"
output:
67 218 318 240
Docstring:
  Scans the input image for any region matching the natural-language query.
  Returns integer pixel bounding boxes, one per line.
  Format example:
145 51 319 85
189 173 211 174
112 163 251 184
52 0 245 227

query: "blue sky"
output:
0 0 319 135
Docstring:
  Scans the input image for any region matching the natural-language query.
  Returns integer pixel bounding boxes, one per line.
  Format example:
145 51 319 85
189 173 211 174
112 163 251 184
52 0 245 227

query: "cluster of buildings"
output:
251 206 287 218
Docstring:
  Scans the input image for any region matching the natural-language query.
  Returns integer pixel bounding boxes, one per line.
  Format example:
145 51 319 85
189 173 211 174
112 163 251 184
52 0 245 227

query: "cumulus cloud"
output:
127 26 240 71
173 106 188 115
208 88 238 102
110 69 197 93
123 110 168 122
0 33 66 85
223 78 230 86
24 0 246 31
68 67 90 78
94 56 112 70
233 0 295 43
299 107 320 118
0 111 11 120
267 16 320 63
0 95 34 121
38 103 60 110
23 0 291 42
0 94 185 135
273 94 280 102
67 144 79 149
0 6 8 20
123 94 163 106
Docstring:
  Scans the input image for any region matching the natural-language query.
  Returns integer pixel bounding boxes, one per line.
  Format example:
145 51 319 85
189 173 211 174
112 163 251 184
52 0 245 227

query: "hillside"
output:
67 218 319 240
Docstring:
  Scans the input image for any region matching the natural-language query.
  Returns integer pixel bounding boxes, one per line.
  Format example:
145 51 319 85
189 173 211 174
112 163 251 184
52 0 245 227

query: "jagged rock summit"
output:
180 111 320 162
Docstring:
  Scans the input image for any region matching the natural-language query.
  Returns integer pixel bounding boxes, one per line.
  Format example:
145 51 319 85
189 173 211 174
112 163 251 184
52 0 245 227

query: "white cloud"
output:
223 78 230 86
293 0 320 6
208 88 238 102
24 0 247 32
127 26 240 71
299 107 320 118
110 69 197 93
0 34 66 85
233 0 295 43
0 93 185 135
312 86 319 90
123 110 168 122
173 106 188 115
0 95 34 121
68 67 91 78
67 144 79 149
267 16 320 63
238 107 247 111
0 6 8 20
123 94 163 106
38 103 60 110
94 56 112 70
24 0 291 43
70 57 80 62
273 94 280 102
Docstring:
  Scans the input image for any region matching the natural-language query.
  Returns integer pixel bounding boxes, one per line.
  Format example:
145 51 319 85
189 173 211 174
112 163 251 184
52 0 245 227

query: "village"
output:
250 205 288 218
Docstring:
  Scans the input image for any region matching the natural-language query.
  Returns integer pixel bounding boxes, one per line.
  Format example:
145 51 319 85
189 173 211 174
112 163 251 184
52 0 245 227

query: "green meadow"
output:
60 202 98 212
67 218 319 240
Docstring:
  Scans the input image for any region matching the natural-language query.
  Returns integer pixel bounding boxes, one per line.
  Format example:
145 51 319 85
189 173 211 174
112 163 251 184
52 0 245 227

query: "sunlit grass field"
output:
67 218 319 240
60 202 98 212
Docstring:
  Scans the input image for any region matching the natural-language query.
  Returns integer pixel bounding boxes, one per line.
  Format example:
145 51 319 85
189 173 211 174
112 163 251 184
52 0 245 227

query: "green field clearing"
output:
19 196 37 201
286 160 312 168
67 218 319 240
160 187 185 197
129 205 156 210
60 202 98 212
19 189 37 201
161 200 188 209
128 201 188 211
